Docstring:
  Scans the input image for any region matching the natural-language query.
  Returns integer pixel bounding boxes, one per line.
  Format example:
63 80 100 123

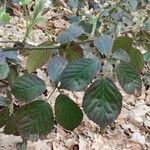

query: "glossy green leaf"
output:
116 64 142 94
112 36 133 52
57 24 83 44
13 100 54 141
55 94 83 131
94 35 113 55
11 74 46 102
47 56 68 84
83 77 122 129
60 58 101 91
27 50 52 73
0 62 9 80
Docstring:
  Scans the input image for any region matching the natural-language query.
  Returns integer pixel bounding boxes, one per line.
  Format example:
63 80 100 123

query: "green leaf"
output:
83 77 122 129
116 64 142 94
14 100 54 141
8 67 19 84
0 62 9 80
11 74 46 102
112 37 133 52
48 56 68 85
55 94 83 131
27 50 52 73
57 24 84 44
0 108 10 128
143 52 150 62
94 35 113 55
63 43 84 62
20 0 32 5
144 71 150 85
32 0 46 22
3 114 20 136
60 58 101 91
0 96 10 128
127 48 144 72
111 49 130 62
0 8 11 23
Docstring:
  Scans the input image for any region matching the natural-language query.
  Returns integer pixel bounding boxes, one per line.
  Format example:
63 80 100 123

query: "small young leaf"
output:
62 43 84 62
0 62 9 80
27 50 52 73
112 36 133 52
11 74 46 102
55 94 83 131
13 100 54 141
57 24 84 44
47 56 68 85
83 77 122 129
60 58 101 91
0 8 11 24
116 64 142 94
94 35 113 55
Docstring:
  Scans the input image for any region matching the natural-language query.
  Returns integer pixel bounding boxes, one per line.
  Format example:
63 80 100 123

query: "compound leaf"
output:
11 74 46 102
83 77 122 129
55 94 83 131
60 58 101 91
116 63 142 94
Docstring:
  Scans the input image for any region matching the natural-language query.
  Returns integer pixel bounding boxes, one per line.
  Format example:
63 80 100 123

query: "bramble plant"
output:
0 0 150 148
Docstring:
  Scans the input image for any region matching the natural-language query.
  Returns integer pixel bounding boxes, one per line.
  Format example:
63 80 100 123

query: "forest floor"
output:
0 1 150 150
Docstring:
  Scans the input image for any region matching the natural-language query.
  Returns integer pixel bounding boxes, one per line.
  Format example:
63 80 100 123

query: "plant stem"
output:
48 87 57 100
1 38 95 51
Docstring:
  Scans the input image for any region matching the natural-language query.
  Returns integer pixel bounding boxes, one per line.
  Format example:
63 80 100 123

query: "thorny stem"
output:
1 38 95 51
